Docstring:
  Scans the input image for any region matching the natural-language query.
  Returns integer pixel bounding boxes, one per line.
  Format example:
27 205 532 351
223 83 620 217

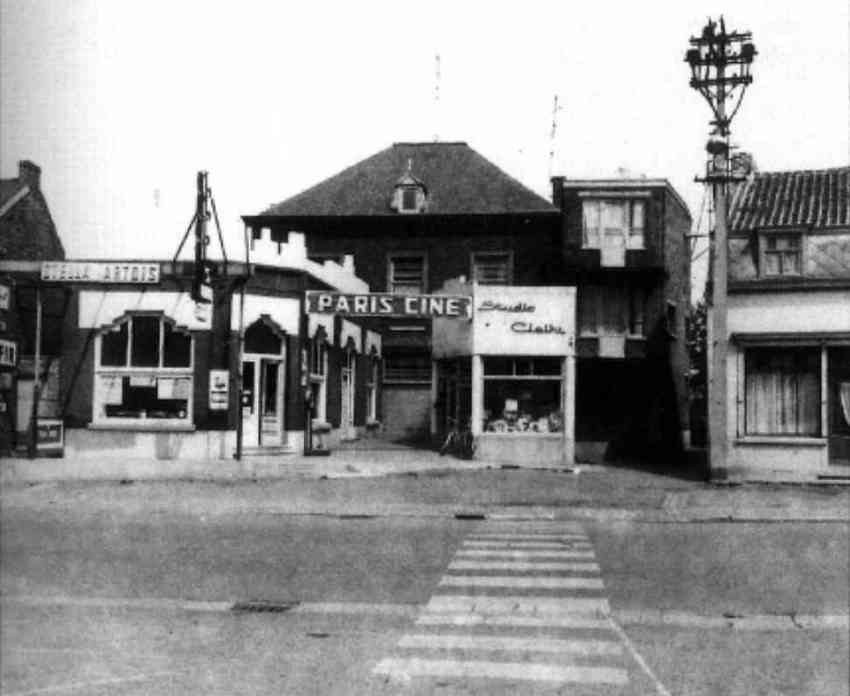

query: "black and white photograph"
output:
1 1 848 693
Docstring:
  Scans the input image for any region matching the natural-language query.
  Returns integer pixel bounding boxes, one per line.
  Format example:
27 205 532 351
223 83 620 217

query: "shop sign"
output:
0 283 9 310
0 338 16 367
41 261 160 284
36 418 64 452
208 369 229 411
473 286 575 356
307 291 471 319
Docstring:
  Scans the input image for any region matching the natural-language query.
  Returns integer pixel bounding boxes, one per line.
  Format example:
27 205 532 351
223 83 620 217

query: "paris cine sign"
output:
307 291 471 319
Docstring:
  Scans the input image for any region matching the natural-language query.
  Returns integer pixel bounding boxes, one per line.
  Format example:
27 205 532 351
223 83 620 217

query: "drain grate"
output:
231 600 299 613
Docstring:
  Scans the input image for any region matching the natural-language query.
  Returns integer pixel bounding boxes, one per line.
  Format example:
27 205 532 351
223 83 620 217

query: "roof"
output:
0 179 27 214
260 142 557 216
729 166 850 232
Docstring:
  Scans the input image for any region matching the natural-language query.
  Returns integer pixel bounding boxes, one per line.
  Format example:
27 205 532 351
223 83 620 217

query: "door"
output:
828 348 850 465
260 358 283 447
242 355 285 447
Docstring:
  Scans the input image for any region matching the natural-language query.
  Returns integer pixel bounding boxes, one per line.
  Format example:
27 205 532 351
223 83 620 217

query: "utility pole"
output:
685 17 756 477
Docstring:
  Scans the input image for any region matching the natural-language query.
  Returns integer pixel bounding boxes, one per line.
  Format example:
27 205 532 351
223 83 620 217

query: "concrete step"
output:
238 445 296 457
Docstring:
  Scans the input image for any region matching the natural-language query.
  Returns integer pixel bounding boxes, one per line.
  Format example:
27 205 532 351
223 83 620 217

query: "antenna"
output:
548 94 561 178
433 53 441 142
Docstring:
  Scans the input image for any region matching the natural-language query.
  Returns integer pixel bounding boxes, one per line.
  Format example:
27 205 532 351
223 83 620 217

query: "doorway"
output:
242 355 284 447
828 347 850 465
340 349 356 440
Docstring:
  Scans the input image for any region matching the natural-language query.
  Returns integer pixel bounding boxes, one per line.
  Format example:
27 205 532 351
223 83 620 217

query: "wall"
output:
728 290 850 334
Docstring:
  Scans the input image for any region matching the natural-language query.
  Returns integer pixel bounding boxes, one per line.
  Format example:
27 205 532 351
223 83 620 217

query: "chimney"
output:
18 161 41 190
550 175 565 210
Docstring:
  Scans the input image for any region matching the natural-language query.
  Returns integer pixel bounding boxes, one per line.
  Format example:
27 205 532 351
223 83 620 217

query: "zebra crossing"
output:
373 521 637 692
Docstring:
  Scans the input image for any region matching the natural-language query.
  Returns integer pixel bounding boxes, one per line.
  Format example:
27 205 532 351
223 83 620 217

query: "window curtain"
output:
840 382 850 427
745 349 820 436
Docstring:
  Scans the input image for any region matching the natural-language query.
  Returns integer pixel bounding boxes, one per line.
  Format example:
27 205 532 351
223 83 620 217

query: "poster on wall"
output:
209 370 229 411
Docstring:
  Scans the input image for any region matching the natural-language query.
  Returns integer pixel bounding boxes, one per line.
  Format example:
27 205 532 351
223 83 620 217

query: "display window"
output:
482 357 563 434
94 313 193 425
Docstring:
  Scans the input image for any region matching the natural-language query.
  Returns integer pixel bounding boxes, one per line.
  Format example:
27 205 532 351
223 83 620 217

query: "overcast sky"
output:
2 0 848 299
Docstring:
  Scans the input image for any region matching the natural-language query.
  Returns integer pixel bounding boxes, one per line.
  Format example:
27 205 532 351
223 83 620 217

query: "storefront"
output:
433 284 576 467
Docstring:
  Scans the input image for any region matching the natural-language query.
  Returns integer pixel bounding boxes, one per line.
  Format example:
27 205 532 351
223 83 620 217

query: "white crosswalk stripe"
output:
372 521 634 691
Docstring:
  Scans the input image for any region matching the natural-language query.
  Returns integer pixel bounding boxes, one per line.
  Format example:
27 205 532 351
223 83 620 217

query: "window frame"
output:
93 313 194 428
759 231 803 278
387 251 428 294
581 198 647 252
471 251 513 286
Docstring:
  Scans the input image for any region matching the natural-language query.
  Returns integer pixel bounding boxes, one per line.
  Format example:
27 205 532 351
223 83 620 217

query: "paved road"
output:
1 484 847 695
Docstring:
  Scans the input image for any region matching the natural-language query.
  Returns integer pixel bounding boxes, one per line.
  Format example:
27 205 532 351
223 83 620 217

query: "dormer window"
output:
391 160 428 214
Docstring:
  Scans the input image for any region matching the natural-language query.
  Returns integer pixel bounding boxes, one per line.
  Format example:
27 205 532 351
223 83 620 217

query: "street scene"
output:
1 1 849 694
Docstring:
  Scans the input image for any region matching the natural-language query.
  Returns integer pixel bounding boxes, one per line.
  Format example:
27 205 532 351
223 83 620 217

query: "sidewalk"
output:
2 446 848 523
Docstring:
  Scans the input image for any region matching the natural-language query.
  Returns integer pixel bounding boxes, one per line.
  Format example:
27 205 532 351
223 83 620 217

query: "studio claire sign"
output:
307 291 471 319
41 261 161 284
472 286 575 356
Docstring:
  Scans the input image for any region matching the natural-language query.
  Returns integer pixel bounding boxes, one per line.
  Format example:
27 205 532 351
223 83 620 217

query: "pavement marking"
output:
397 634 624 655
415 613 611 630
466 533 589 541
373 658 629 685
426 594 611 615
456 548 596 559
3 671 176 696
607 615 673 696
438 575 606 590
448 560 601 572
463 540 593 549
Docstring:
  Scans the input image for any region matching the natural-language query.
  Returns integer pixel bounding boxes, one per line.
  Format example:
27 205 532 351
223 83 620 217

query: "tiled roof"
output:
260 142 557 216
729 166 850 232
0 179 26 211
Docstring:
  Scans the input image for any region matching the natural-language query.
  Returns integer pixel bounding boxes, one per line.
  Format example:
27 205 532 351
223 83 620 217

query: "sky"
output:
1 0 848 301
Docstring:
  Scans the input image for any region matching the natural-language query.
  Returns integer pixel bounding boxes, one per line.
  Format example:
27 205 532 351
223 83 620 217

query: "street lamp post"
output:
685 17 756 478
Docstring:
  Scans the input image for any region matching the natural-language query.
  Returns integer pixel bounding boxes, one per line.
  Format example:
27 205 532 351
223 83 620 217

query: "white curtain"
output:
840 382 850 427
745 349 820 436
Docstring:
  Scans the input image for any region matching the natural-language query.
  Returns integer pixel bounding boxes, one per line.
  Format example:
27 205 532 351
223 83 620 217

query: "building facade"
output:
245 142 566 445
552 178 692 463
724 166 850 481
0 161 66 456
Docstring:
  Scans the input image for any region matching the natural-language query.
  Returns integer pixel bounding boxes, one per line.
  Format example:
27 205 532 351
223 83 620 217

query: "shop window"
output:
309 338 328 421
388 253 427 294
472 252 512 285
745 347 820 436
482 357 563 434
383 350 431 384
94 314 193 425
760 234 802 277
579 285 645 337
582 199 646 264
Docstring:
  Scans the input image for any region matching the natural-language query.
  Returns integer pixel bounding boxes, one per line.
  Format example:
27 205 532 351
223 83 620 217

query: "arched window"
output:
94 313 193 426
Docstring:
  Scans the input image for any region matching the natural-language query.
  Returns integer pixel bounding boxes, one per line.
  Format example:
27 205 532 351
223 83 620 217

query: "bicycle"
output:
439 418 476 460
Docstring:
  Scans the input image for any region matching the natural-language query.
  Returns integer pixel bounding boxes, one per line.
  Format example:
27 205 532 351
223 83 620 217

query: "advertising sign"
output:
472 286 575 356
0 338 16 368
208 369 229 411
307 291 471 319
41 261 160 284
36 418 64 452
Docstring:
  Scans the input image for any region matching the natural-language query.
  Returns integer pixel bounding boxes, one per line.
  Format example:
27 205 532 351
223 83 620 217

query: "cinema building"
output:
1 232 383 461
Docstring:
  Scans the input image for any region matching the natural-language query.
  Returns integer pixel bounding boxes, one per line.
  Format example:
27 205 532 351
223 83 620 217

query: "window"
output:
309 338 328 421
761 234 801 277
482 357 563 434
388 254 427 294
745 348 820 436
383 350 431 383
582 199 646 263
472 252 512 285
366 357 379 421
579 285 646 337
94 314 193 424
